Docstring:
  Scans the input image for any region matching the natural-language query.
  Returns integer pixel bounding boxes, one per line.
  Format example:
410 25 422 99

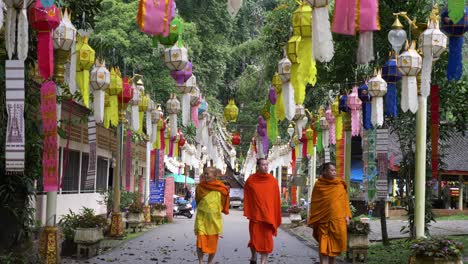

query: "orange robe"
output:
307 177 351 257
244 172 281 254
195 180 230 254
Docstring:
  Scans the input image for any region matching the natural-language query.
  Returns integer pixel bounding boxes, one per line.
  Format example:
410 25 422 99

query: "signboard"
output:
164 177 175 221
149 181 165 204
376 179 388 199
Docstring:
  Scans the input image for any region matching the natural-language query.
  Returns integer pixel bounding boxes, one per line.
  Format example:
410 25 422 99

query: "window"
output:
80 153 95 192
96 157 109 192
61 150 80 193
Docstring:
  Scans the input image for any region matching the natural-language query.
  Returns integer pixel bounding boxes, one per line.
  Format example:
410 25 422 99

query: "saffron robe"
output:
307 177 351 257
194 180 229 254
244 172 282 253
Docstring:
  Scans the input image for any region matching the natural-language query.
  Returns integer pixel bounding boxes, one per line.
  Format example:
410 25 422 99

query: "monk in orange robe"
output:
244 158 281 264
308 163 351 264
194 167 230 264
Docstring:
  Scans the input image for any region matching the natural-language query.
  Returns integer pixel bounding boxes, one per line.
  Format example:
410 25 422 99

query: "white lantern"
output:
53 9 76 51
388 16 407 55
164 44 188 71
166 93 180 137
90 59 110 124
398 41 422 113
130 79 142 131
368 69 387 127
278 56 295 121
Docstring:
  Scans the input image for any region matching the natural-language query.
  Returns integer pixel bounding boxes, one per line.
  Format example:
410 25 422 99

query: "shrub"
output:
128 202 144 214
348 219 371 235
411 237 464 260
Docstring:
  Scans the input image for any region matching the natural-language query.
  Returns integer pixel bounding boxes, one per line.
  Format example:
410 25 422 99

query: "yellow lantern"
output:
224 99 239 122
292 3 312 37
76 35 95 108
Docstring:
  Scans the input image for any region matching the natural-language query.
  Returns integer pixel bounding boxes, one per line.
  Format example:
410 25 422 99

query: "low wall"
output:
433 209 468 217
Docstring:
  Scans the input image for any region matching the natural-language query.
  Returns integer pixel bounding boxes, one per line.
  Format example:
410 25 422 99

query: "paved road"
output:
66 210 320 264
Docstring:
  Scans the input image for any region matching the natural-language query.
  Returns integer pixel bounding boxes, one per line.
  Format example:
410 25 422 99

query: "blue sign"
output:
149 181 165 204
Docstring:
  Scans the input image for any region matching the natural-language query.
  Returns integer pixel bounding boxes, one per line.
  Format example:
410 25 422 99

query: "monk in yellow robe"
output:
308 162 351 264
194 167 230 264
244 158 281 264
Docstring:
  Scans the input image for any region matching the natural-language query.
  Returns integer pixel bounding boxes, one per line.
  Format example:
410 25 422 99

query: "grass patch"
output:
435 213 468 221
366 236 468 264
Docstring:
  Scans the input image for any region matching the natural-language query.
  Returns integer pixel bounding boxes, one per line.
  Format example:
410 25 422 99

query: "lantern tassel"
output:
363 101 372 130
93 90 105 124
0 1 3 32
68 40 77 94
357 31 374 64
268 105 278 143
5 8 16 59
401 76 418 113
384 83 398 117
151 123 157 144
322 129 329 149
146 111 152 137
312 7 334 62
296 37 317 104
351 110 361 136
430 84 439 180
317 130 323 153
275 90 286 121
37 31 55 80
446 36 463 81
181 93 190 126
139 112 144 134
335 114 343 140
169 114 177 137
371 97 384 127
76 70 90 107
191 106 199 127
282 82 295 121
326 108 336 145
17 8 28 61
104 103 110 129
131 105 139 131
420 55 433 97
110 96 119 127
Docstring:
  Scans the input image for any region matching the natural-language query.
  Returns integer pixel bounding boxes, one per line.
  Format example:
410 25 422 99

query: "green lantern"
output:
154 16 184 47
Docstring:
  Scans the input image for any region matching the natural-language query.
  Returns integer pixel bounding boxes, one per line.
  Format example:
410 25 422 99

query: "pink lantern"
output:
347 86 362 136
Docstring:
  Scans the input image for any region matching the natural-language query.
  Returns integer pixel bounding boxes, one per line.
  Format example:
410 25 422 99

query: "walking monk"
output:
194 167 230 264
308 163 352 264
244 158 281 264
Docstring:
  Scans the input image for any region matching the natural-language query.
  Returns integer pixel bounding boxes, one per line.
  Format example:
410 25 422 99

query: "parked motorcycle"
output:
173 200 193 218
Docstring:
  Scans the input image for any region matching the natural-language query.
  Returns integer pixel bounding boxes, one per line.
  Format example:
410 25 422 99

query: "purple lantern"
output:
268 86 277 105
170 61 192 84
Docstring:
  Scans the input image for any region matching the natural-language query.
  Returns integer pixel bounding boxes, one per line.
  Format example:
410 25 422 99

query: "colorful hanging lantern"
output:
224 99 239 122
257 116 268 157
368 69 387 127
398 41 422 114
294 105 307 136
347 86 362 136
130 79 143 131
170 61 192 85
90 59 111 124
146 99 155 139
319 116 329 149
325 106 335 145
177 74 196 126
151 104 162 144
358 81 372 130
29 0 60 80
332 97 343 140
106 67 122 127
441 7 468 81
118 77 133 110
339 94 349 113
164 43 188 71
137 0 175 36
53 9 77 87
139 94 149 134
419 12 447 96
307 0 334 62
166 93 180 137
278 56 295 121
155 16 183 46
231 132 241 146
382 53 401 117
388 16 407 55
5 0 32 61
53 9 76 51
178 130 186 147
198 98 208 117
190 86 201 127
272 73 285 121
75 35 95 107
267 87 278 142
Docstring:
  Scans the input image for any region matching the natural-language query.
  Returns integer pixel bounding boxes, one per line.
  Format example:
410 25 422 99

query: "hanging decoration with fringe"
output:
5 0 32 61
430 84 440 180
300 129 307 158
382 53 401 117
224 98 239 123
398 41 422 114
356 0 379 64
332 97 343 140
155 15 183 46
137 0 175 37
315 119 323 154
130 79 142 131
347 86 362 136
441 7 467 81
307 0 334 62
90 59 111 124
190 87 201 127
332 0 356 35
268 87 278 143
358 81 372 130
257 116 268 157
176 74 196 126
289 2 317 105
365 128 377 201
108 67 122 127
278 56 295 121
319 116 329 149
368 69 387 127
306 127 314 157
0 1 4 32
166 93 180 138
41 81 58 191
325 106 335 145
75 35 95 107
272 73 286 121
335 124 345 180
125 129 132 191
420 12 447 96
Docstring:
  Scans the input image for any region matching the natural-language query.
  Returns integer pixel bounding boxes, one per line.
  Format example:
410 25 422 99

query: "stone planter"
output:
127 213 144 232
74 228 103 244
152 209 167 217
412 256 463 264
347 233 369 248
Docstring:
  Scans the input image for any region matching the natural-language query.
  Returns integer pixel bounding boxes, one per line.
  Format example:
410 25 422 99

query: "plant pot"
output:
127 213 144 223
60 240 77 256
74 228 103 244
289 213 302 223
152 210 167 217
413 256 463 264
347 233 369 248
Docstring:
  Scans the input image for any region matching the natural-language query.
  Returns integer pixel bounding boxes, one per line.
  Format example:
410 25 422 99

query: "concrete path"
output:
64 210 320 264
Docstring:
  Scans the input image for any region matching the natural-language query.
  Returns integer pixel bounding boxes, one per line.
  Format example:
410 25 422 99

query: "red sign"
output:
164 177 175 221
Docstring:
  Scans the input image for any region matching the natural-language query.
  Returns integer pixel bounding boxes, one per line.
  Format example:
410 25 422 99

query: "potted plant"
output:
73 207 108 245
288 206 302 224
58 210 80 256
127 202 144 232
410 237 464 264
347 218 371 248
151 203 167 224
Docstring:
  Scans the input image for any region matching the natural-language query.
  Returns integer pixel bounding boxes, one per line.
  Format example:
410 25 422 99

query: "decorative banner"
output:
376 128 389 199
150 149 156 181
430 85 440 180
125 129 132 191
85 116 97 190
41 81 58 192
366 129 377 202
5 60 25 172
5 0 30 61
164 176 175 222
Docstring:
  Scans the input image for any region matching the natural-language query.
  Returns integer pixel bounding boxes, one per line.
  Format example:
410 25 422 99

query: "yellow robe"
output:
194 191 223 254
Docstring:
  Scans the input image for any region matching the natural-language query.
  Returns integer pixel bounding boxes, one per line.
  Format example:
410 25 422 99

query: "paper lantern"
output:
176 74 196 126
75 35 95 107
190 86 201 127
53 9 76 51
224 99 239 122
29 0 60 80
332 97 343 140
339 94 349 113
419 16 447 96
441 7 468 81
319 116 329 148
164 44 188 71
155 16 183 46
398 41 422 113
307 0 334 62
176 74 196 94
117 78 133 110
347 86 362 136
231 132 241 146
325 106 335 145
358 82 372 130
90 59 110 124
170 61 192 85
166 93 180 137
146 98 155 139
278 56 295 121
109 67 123 96
137 0 175 36
388 16 407 55
382 53 401 117
368 69 387 127
198 98 208 116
